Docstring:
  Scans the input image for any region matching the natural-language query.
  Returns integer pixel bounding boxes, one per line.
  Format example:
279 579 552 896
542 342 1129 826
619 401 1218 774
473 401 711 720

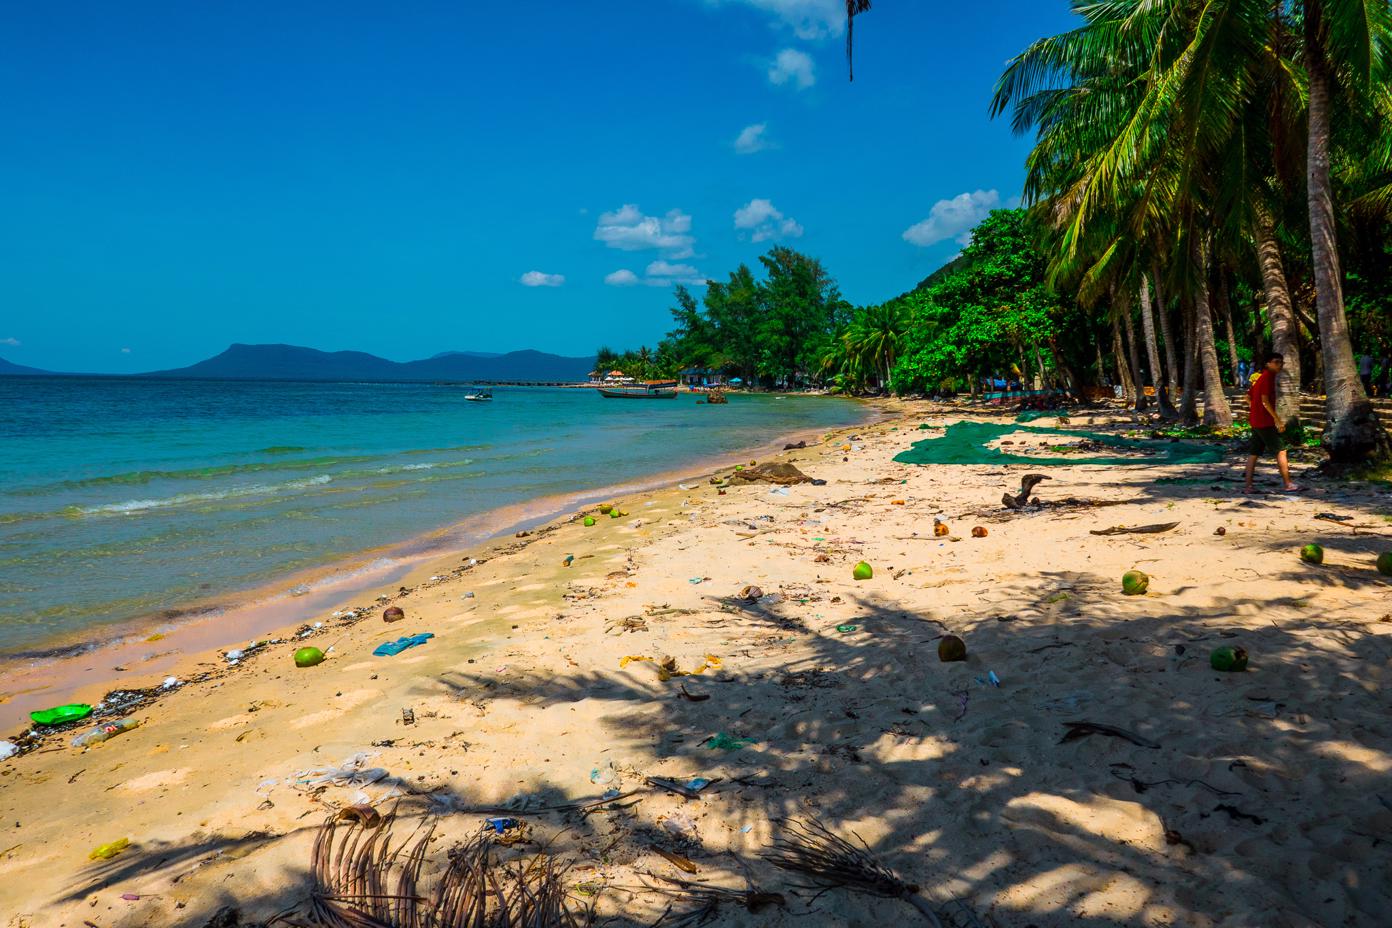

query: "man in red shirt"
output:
1244 352 1300 493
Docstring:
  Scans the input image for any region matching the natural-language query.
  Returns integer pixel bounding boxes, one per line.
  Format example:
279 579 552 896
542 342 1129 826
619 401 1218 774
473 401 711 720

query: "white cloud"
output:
604 269 640 287
594 204 696 258
643 260 708 287
734 122 773 154
902 189 1002 247
520 270 565 287
768 48 815 90
0 337 19 347
705 0 847 39
733 198 805 242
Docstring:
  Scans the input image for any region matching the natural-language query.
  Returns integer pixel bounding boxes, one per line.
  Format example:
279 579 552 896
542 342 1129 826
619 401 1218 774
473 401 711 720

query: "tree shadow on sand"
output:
139 558 1390 927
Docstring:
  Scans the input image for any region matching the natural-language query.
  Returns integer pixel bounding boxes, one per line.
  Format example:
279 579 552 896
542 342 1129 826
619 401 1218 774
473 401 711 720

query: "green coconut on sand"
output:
1300 544 1324 565
1122 570 1149 595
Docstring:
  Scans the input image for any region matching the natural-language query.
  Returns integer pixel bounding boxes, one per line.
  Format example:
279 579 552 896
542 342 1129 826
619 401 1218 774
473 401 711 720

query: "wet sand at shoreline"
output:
2 398 1390 928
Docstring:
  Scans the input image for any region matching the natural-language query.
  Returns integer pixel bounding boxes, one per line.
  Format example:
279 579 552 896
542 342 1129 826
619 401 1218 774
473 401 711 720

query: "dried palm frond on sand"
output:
280 808 592 928
763 818 953 927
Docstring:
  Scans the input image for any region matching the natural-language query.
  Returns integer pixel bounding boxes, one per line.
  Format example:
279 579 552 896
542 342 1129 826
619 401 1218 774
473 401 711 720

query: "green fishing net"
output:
893 420 1223 468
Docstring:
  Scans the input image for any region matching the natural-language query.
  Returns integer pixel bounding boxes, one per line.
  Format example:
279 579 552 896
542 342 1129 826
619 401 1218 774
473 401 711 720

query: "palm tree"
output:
845 302 908 389
845 1 873 81
1300 0 1391 460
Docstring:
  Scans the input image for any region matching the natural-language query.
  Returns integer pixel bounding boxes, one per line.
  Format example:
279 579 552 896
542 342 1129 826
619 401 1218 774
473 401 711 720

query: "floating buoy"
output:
937 635 967 662
1122 570 1149 595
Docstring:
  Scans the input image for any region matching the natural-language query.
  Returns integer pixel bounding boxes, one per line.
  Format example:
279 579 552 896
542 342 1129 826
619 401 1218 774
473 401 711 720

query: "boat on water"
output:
463 387 493 401
599 381 679 399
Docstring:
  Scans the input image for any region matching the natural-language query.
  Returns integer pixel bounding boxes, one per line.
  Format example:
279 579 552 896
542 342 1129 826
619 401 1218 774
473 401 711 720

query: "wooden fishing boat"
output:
599 386 678 399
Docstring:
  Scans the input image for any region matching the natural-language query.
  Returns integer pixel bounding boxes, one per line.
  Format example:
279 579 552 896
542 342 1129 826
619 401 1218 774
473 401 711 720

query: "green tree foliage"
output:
891 209 1070 394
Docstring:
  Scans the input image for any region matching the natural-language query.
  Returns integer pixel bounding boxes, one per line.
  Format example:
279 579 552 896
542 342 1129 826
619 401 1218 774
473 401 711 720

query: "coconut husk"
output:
725 463 814 486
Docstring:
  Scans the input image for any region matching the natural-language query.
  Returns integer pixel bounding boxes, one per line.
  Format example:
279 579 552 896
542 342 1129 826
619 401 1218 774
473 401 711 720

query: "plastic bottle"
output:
72 718 138 748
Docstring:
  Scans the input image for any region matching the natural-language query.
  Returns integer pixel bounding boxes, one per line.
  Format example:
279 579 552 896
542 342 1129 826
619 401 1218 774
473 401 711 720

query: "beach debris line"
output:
1091 522 1181 536
1059 721 1160 749
764 817 953 927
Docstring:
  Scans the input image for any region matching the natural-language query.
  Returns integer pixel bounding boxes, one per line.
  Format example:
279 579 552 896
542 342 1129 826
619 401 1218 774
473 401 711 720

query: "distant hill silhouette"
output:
141 344 596 382
0 355 50 376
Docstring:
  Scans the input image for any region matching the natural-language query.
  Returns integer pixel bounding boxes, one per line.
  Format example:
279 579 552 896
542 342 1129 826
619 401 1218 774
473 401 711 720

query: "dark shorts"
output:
1249 425 1284 455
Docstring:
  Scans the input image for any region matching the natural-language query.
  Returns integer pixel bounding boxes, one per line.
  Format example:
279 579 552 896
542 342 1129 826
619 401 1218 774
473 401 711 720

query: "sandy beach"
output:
3 399 1390 928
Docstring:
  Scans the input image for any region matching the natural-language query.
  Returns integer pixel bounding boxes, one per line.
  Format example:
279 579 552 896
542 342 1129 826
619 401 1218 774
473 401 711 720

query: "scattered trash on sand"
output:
72 717 138 748
89 838 130 860
30 704 93 727
706 732 754 751
373 633 434 657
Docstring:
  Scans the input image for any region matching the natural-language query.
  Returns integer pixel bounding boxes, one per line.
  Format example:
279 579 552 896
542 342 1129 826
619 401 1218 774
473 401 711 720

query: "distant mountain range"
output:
0 344 596 382
0 356 49 376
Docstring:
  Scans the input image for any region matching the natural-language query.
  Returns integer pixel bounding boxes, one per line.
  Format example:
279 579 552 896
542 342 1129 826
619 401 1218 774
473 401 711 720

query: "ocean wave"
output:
68 475 333 516
10 456 373 494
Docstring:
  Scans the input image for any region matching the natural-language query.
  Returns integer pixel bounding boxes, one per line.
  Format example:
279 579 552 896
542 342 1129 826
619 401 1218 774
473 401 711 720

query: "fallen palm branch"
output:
1089 521 1180 536
632 871 785 927
763 818 946 927
289 808 593 928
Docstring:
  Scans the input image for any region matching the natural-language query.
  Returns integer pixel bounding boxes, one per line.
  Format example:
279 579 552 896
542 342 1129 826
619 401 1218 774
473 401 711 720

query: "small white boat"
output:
463 388 493 402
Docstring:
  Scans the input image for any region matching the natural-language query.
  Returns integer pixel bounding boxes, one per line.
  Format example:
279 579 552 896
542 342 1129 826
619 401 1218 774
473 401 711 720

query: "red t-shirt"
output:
1248 370 1276 428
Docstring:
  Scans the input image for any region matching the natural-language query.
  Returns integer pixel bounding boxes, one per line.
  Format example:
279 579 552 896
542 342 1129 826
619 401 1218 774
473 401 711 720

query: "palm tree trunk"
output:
1180 296 1200 425
1113 317 1136 407
1153 263 1180 396
1122 302 1150 411
1194 237 1234 426
1140 275 1177 418
1255 208 1302 423
1215 272 1241 385
1304 11 1388 462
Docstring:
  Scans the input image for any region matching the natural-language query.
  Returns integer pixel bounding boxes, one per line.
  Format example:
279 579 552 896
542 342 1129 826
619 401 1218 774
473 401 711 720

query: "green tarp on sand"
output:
894 420 1223 468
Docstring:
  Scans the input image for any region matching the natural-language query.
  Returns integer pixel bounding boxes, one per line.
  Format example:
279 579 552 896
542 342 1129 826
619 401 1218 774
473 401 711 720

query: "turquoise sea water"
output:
0 378 865 655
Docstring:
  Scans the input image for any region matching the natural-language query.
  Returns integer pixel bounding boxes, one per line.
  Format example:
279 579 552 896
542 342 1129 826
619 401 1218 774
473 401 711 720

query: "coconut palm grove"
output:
603 0 1392 466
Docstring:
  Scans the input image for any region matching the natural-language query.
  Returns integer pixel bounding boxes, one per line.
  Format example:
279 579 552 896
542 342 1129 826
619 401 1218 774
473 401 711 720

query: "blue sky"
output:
0 0 1076 372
